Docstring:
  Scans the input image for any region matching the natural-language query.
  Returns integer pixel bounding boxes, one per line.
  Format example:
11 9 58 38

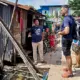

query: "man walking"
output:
30 19 44 65
58 5 74 78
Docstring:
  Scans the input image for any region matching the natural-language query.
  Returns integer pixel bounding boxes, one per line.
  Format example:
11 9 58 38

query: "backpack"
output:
72 20 80 40
76 21 80 40
72 22 80 53
69 16 77 39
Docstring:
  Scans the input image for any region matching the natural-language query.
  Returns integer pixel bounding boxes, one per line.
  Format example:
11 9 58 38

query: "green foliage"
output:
45 14 55 18
49 14 55 18
69 0 80 16
46 14 50 18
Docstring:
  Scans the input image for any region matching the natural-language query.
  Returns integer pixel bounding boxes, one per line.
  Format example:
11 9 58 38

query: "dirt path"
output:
44 38 80 80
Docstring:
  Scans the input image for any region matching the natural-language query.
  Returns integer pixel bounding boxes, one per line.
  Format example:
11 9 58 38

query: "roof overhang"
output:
0 0 45 17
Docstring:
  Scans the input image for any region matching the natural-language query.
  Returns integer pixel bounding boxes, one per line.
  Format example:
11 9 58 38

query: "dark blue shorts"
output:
62 38 72 56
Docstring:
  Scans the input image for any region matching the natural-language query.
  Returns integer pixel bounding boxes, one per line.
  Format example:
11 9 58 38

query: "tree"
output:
69 0 80 16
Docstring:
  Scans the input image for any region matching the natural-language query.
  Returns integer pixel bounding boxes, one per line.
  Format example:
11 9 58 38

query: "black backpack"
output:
76 22 80 40
69 16 77 40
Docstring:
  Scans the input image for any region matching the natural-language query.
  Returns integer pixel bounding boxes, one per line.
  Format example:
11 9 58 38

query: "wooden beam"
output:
0 18 40 80
9 0 18 29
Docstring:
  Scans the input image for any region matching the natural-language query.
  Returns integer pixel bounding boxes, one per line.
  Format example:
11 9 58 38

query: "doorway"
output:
25 12 33 52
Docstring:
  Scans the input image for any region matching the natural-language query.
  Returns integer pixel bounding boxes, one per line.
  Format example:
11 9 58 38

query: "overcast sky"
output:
8 0 68 9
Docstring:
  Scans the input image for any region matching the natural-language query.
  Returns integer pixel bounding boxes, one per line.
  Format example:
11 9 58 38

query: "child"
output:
48 32 56 52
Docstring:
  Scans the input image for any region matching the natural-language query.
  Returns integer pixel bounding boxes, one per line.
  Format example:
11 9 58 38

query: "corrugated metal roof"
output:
0 0 31 10
18 4 31 10
0 0 45 16
0 0 15 6
40 5 68 7
0 0 35 11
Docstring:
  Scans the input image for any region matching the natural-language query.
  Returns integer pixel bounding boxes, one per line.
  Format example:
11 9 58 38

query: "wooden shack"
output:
0 0 45 61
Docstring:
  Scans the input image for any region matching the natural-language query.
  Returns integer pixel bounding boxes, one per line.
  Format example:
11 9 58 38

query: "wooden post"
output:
9 0 18 29
0 18 40 80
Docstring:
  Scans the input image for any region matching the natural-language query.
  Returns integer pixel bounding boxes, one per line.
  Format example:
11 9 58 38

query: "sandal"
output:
62 71 73 78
